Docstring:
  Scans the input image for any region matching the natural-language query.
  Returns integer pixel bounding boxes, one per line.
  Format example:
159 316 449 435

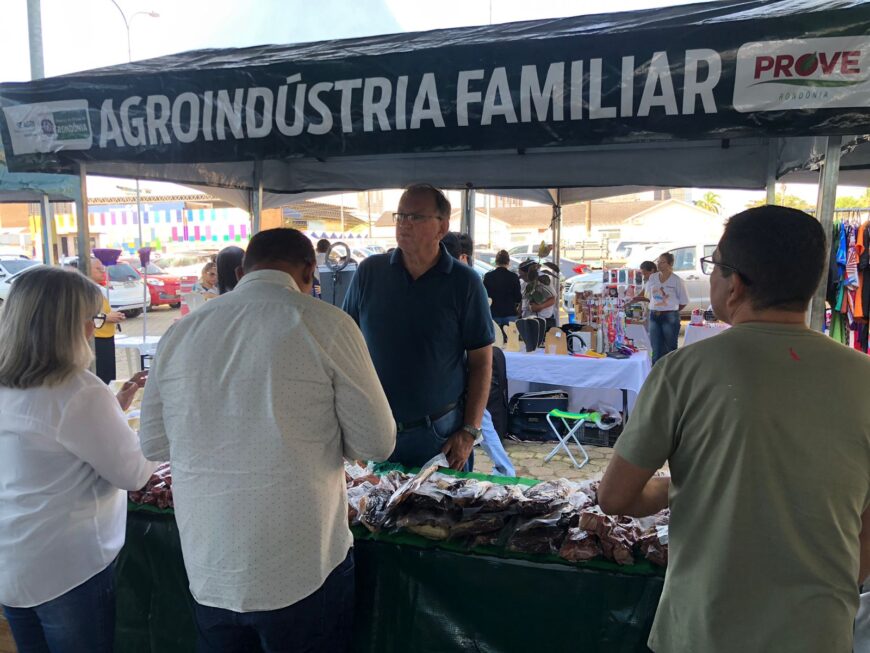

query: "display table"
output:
117 468 664 653
115 335 161 372
683 322 729 347
504 350 652 418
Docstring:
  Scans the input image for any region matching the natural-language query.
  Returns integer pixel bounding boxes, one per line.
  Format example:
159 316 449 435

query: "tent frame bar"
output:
75 164 90 276
809 136 843 332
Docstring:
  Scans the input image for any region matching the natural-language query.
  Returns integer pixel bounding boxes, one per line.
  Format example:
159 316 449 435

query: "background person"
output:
315 239 330 267
518 259 557 331
140 229 395 652
343 184 494 471
0 266 156 653
215 246 245 295
191 261 219 296
445 233 516 477
86 256 126 384
598 206 870 653
646 252 687 363
484 250 522 329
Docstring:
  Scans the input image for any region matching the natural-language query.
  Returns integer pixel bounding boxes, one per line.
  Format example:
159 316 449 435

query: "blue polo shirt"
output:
343 244 494 424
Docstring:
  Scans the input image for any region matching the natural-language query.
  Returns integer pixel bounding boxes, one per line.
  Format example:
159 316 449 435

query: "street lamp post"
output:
109 1 158 343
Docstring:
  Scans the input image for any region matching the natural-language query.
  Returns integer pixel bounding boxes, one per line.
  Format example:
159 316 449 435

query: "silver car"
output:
0 257 41 306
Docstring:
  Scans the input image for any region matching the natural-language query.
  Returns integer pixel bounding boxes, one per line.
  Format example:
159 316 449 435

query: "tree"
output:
694 191 722 215
835 188 870 209
747 193 812 211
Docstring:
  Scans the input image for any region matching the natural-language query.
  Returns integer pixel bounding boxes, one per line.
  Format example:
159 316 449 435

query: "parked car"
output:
0 257 40 305
61 257 147 317
123 259 182 309
561 270 606 312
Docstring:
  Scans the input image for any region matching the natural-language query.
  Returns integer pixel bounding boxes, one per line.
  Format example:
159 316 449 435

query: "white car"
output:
61 257 147 317
104 261 148 317
562 270 606 312
0 257 41 306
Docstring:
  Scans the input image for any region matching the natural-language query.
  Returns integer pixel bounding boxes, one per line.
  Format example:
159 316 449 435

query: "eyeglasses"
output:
92 313 107 328
700 256 751 284
392 212 442 225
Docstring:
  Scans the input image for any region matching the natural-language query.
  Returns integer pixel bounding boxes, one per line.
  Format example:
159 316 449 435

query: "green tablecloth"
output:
118 469 664 652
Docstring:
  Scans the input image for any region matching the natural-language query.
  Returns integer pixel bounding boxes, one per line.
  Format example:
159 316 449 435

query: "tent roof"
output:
0 0 866 197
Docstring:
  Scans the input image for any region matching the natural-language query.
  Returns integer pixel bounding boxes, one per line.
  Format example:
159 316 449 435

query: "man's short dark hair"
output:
402 183 451 219
457 233 473 258
640 260 657 273
495 250 510 266
441 232 460 259
718 205 826 311
216 246 245 294
243 228 315 272
659 252 675 266
316 239 330 253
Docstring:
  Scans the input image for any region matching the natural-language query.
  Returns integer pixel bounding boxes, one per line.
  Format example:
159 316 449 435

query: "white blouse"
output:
0 370 156 608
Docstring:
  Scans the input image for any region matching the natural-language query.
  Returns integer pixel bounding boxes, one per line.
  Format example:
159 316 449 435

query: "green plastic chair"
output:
544 409 600 469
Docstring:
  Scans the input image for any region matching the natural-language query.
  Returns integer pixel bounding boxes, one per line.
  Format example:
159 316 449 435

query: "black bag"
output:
487 348 509 440
515 317 546 351
507 390 569 442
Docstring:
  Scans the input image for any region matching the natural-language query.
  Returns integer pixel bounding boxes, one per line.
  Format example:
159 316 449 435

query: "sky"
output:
0 0 862 212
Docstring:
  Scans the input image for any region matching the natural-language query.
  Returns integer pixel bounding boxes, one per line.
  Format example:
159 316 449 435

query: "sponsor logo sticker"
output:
3 100 93 155
733 36 870 112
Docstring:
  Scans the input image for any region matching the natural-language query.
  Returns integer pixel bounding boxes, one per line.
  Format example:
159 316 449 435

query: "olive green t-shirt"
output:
616 322 870 653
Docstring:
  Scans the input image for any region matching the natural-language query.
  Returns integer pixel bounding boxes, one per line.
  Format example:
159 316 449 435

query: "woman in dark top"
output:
483 250 522 327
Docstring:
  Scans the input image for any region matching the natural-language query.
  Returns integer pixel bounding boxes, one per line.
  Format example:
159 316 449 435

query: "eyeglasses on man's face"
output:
92 313 107 328
392 212 442 225
700 256 750 284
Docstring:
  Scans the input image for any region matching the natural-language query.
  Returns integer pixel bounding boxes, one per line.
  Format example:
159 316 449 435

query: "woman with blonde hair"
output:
192 260 219 296
0 266 156 652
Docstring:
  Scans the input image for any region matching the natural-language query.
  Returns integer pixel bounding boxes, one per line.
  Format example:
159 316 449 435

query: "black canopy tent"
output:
0 0 868 328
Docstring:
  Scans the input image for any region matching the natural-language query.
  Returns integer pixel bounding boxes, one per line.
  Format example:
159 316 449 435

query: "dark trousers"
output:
94 336 116 384
3 561 116 653
650 310 681 364
388 406 473 471
193 549 355 653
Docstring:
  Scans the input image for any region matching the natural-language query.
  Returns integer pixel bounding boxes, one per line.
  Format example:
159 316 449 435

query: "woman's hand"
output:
106 311 126 324
117 371 148 411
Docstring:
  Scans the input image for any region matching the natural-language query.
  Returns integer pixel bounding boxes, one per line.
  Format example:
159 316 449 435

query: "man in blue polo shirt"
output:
343 184 494 471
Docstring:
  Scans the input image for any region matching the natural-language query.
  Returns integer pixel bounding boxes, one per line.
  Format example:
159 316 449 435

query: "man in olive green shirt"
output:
599 206 870 653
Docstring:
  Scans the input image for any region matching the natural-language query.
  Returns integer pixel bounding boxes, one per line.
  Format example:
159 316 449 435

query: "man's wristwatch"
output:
461 424 484 445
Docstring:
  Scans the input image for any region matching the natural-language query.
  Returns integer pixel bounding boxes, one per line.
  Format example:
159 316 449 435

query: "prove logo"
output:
733 36 869 112
753 51 861 86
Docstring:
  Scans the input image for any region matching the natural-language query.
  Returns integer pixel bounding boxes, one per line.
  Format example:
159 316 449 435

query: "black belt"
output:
395 402 458 432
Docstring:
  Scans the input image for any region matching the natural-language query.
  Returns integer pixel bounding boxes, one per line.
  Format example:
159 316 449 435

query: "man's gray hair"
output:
402 183 451 219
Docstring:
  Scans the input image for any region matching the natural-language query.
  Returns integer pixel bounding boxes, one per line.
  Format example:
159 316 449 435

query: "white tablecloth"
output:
683 322 729 347
115 335 162 372
504 351 652 414
625 323 651 351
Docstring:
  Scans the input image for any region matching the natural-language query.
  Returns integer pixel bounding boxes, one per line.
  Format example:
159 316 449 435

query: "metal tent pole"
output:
75 164 90 276
809 136 843 333
766 139 778 205
38 196 55 264
251 160 263 234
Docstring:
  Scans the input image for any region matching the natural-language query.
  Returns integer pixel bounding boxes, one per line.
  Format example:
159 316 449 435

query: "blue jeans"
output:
493 316 517 327
650 310 681 364
193 549 355 653
479 409 515 477
3 561 115 653
389 406 473 471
